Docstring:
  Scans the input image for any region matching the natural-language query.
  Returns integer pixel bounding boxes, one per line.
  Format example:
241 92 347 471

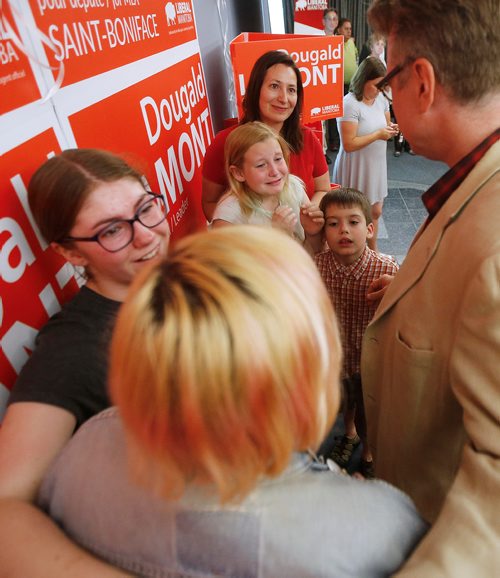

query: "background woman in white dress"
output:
333 57 398 251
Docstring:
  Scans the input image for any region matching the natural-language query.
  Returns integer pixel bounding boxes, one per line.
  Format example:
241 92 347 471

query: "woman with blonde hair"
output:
39 226 427 577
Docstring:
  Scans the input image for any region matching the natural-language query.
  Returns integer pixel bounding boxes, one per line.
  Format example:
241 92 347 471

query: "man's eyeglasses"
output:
376 57 415 103
59 193 167 253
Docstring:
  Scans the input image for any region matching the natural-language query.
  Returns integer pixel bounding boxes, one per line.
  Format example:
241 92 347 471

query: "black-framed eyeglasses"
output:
59 193 167 253
376 57 416 103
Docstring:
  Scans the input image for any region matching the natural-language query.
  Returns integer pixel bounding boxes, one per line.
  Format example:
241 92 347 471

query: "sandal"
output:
359 459 375 480
329 434 361 468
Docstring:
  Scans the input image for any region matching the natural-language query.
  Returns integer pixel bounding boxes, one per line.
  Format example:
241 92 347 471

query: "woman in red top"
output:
202 50 330 221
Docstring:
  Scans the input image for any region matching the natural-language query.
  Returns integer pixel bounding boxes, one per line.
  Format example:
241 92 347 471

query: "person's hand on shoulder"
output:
366 274 395 302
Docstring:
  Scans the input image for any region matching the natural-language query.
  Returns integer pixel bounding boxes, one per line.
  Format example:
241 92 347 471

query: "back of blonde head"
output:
111 226 341 503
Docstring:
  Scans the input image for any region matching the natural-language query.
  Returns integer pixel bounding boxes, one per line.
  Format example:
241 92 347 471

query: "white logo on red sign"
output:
165 2 177 25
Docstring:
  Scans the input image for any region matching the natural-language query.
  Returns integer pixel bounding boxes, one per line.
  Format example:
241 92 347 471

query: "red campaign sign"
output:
294 1 329 33
230 32 344 123
0 2 41 115
0 130 80 391
28 0 197 87
68 53 210 240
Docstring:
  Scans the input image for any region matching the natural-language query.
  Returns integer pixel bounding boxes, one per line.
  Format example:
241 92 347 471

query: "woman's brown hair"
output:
241 50 304 153
28 149 144 244
349 56 387 101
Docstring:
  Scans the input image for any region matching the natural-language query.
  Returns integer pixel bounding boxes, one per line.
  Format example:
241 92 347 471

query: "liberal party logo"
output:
165 2 177 26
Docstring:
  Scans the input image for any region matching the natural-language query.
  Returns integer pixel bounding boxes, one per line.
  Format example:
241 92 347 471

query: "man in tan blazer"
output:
362 0 500 575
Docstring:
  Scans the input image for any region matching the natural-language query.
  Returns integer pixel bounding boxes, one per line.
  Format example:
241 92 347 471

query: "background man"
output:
322 8 341 155
322 8 339 36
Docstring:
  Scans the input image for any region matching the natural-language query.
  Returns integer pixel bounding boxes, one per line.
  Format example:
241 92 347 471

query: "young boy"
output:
315 188 399 478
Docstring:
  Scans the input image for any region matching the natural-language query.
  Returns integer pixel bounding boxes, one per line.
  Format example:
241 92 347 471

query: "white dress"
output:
333 92 390 205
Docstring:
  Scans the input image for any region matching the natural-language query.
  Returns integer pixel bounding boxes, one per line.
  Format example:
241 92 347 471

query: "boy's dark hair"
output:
319 187 373 225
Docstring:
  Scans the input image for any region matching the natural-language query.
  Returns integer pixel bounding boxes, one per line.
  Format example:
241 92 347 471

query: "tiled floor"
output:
327 146 448 263
377 186 428 263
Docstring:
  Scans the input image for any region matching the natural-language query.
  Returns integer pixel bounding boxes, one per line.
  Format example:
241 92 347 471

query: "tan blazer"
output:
362 141 500 576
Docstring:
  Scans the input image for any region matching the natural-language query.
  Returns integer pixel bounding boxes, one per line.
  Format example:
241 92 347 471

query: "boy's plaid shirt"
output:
315 246 399 377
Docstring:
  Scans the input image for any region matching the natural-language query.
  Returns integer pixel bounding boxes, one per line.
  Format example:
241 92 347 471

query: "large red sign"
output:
29 0 197 87
230 32 343 123
294 0 328 34
0 1 212 417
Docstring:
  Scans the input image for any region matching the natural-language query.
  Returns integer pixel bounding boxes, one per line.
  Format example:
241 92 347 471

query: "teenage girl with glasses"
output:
0 149 169 576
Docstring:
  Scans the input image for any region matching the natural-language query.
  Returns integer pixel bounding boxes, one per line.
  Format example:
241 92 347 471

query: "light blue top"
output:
39 407 427 578
333 91 390 205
